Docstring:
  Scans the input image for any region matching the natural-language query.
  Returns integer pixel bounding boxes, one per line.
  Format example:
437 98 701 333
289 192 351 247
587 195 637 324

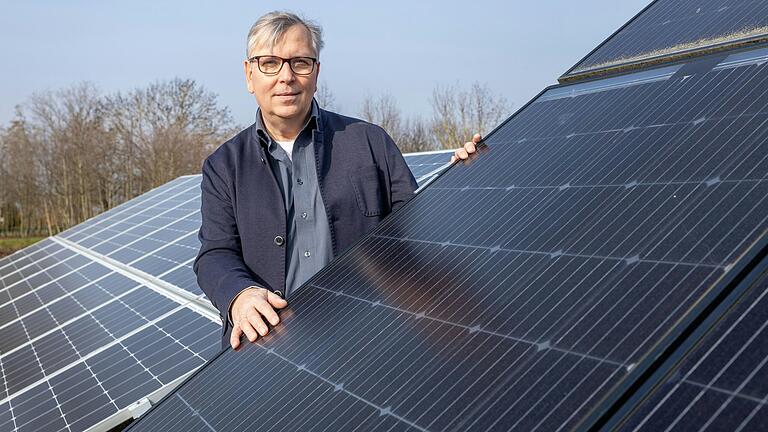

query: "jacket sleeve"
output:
194 157 262 329
382 134 418 212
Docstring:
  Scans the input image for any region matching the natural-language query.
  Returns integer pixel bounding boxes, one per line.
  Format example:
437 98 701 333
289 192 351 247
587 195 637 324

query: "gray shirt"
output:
255 101 334 298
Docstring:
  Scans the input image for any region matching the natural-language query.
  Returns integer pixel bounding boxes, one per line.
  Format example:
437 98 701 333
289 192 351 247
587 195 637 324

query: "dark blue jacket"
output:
194 107 418 346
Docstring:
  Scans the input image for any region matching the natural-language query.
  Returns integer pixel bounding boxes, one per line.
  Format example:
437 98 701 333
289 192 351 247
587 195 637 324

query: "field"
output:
0 237 44 258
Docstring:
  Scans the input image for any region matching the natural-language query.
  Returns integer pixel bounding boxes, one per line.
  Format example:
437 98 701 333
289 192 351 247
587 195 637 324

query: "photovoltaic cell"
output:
616 268 768 431
126 49 768 431
565 0 768 78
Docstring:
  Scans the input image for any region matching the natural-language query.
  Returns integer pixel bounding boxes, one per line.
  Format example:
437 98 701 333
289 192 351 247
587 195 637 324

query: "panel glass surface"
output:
617 269 768 431
0 306 220 432
126 51 768 432
58 175 199 247
568 0 768 75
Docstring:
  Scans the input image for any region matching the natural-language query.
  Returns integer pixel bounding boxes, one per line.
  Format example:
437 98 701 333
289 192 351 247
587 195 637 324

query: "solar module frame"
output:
125 48 768 431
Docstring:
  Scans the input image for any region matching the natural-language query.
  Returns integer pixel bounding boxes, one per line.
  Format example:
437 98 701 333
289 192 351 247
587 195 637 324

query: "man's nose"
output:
277 61 295 82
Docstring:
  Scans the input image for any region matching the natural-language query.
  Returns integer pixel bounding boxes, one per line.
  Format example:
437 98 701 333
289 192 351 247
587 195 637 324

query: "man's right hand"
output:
229 287 289 349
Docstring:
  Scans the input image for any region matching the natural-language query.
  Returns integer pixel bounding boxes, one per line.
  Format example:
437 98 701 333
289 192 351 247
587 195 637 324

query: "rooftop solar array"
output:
126 45 768 431
0 150 455 431
563 0 768 80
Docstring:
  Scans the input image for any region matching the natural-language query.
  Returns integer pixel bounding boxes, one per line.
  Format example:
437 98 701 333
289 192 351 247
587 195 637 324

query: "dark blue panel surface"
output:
618 269 768 431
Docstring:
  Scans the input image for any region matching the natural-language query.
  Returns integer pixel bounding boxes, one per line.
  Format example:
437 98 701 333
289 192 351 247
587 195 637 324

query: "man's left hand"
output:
451 133 482 163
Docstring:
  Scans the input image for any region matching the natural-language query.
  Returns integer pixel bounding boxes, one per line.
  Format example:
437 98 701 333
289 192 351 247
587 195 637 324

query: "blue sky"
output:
0 0 649 127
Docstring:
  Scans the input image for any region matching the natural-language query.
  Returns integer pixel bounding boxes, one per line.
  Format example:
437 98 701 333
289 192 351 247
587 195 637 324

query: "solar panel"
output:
0 306 219 432
125 47 768 431
402 150 454 184
0 246 221 431
0 175 224 431
613 266 768 431
563 0 768 81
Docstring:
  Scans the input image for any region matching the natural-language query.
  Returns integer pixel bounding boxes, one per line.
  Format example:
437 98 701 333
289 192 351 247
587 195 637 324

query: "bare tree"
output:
398 117 437 153
0 79 235 237
28 83 110 231
0 110 46 235
360 94 404 144
431 82 510 149
315 81 337 111
106 78 235 193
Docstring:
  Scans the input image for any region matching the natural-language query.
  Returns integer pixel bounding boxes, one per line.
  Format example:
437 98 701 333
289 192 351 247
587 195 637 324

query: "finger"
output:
457 148 469 160
464 141 477 154
451 154 457 163
254 300 281 326
267 291 289 309
230 324 243 349
240 317 259 342
472 133 482 143
247 309 270 336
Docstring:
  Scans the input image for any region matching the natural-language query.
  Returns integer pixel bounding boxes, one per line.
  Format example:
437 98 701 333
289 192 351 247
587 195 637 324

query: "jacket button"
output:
274 235 285 246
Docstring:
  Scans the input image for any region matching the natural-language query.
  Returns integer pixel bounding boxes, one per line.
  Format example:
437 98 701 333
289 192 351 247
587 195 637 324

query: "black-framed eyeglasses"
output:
248 55 317 76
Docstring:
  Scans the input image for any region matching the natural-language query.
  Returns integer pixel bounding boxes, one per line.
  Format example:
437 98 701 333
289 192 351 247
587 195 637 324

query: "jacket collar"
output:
253 99 320 148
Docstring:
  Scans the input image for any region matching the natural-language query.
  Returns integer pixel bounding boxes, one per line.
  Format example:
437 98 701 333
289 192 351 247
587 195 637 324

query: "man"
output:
194 11 480 350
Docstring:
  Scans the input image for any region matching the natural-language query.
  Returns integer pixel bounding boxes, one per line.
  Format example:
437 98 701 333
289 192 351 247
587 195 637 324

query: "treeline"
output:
0 79 509 237
321 82 509 153
0 79 236 236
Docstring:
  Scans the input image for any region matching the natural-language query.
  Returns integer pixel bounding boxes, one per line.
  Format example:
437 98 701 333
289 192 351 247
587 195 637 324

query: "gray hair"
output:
246 11 324 59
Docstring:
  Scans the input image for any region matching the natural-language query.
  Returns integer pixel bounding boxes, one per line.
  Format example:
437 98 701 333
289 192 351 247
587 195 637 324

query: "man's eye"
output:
261 59 280 69
294 59 310 68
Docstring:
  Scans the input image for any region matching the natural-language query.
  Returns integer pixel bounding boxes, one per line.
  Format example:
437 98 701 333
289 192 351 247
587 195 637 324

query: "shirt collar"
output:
254 99 319 146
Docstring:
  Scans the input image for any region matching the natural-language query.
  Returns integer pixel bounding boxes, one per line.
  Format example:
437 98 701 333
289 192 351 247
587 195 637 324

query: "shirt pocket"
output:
349 165 384 216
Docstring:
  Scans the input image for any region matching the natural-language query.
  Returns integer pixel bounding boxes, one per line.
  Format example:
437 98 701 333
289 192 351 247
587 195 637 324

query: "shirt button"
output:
297 178 303 185
301 212 308 219
274 236 285 246
304 250 311 257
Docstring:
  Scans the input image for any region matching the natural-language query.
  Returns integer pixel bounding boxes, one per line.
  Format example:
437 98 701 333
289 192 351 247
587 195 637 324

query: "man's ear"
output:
244 60 255 94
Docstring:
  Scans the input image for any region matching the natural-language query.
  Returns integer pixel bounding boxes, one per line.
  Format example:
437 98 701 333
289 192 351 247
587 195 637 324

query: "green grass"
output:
0 237 45 258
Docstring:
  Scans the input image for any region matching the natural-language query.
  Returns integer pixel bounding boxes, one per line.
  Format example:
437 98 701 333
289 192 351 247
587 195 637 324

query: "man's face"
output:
245 24 319 124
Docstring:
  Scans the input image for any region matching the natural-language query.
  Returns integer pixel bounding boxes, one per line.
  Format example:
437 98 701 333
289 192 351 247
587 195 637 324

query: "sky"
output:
0 0 650 128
